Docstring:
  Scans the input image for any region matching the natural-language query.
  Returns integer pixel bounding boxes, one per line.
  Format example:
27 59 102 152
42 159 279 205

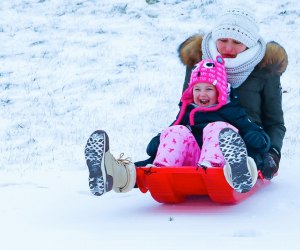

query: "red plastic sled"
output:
136 166 268 204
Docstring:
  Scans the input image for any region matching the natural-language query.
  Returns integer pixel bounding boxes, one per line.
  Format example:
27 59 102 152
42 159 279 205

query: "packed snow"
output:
0 0 300 249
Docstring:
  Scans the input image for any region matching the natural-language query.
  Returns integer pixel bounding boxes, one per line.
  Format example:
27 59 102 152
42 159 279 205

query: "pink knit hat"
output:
175 56 229 125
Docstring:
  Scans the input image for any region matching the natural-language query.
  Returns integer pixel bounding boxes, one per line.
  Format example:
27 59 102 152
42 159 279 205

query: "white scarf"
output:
202 32 266 88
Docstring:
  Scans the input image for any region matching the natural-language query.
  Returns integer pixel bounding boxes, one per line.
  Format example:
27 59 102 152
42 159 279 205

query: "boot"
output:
84 130 136 196
223 156 258 191
219 128 256 193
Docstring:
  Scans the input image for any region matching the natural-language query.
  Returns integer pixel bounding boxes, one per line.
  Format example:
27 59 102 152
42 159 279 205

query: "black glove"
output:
262 148 280 180
243 131 271 153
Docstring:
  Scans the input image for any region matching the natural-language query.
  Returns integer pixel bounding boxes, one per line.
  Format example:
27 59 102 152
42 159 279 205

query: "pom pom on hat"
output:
212 6 260 48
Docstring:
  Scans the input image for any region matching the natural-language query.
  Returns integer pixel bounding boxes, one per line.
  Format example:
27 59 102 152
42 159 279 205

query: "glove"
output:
243 131 271 153
262 148 280 180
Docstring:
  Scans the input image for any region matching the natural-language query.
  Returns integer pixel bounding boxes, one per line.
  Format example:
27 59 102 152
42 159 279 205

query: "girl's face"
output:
216 38 247 58
193 83 218 107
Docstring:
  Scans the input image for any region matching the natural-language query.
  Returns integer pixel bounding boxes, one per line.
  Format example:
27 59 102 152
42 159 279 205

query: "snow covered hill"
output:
1 0 300 249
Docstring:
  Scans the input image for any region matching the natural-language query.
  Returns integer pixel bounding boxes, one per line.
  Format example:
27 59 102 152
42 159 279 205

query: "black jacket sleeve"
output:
261 72 286 152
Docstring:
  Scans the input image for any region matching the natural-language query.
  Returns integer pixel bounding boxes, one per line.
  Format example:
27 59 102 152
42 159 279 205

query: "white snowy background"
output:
1 0 300 249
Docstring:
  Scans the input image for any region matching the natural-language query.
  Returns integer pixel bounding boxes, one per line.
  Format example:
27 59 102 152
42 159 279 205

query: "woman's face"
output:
216 38 247 58
193 83 218 107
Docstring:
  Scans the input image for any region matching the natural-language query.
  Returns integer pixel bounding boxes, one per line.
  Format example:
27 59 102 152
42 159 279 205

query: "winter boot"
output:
219 128 257 193
84 130 136 196
223 156 258 191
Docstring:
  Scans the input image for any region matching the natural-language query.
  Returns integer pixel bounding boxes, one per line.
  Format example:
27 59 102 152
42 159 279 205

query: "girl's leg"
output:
153 125 201 166
85 130 136 196
199 122 257 193
199 122 238 167
219 127 257 193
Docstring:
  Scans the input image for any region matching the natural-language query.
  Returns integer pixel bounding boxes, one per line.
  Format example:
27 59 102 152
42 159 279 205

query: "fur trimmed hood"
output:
178 34 288 76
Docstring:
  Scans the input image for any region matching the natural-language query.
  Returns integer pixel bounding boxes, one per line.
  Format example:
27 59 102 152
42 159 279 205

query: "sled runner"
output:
136 166 268 204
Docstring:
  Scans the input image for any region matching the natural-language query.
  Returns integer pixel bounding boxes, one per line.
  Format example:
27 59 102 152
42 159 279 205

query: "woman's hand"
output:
262 148 280 180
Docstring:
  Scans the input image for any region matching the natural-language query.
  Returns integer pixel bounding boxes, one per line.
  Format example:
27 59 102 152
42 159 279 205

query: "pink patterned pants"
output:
153 122 238 167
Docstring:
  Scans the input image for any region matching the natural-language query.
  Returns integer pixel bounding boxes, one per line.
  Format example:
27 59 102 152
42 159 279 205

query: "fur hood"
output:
178 35 288 76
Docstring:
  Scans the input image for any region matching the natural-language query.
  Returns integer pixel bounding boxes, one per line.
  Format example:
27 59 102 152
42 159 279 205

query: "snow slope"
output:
1 0 300 249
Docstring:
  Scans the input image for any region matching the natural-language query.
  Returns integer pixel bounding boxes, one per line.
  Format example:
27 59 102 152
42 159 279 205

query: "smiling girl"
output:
151 56 271 193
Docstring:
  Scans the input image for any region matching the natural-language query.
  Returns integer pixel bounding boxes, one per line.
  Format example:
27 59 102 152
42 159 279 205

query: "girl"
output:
150 56 270 193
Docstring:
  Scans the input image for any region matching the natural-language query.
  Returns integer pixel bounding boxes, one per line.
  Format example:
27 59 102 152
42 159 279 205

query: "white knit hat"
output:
212 7 260 48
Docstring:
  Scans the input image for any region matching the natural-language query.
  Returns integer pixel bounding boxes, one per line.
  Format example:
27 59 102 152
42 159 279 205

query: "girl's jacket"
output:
176 89 269 152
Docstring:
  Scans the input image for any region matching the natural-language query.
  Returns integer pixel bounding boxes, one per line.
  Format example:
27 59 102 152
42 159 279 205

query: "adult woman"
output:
175 6 288 180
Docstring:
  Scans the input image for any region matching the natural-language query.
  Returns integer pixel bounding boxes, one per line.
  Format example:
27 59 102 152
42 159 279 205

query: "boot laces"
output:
114 153 132 193
115 153 132 167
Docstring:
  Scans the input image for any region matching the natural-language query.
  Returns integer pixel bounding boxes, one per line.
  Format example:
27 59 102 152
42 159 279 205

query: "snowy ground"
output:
1 0 300 249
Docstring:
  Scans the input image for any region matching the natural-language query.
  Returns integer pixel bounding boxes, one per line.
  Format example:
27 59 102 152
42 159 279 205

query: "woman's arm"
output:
261 72 286 152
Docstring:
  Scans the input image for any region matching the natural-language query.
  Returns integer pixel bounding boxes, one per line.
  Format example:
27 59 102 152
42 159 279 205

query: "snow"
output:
0 0 300 249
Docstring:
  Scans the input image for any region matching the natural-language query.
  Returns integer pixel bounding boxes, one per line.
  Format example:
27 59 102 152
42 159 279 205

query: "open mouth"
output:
200 99 209 105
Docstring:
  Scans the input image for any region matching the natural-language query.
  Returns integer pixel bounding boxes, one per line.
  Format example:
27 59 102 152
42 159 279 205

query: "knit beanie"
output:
174 56 229 125
212 6 260 48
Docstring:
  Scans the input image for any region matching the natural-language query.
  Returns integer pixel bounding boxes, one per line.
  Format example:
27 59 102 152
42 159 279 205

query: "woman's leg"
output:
153 125 201 166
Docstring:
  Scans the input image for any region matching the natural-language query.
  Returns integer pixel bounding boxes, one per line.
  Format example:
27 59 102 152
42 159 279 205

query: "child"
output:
150 56 271 193
84 56 270 196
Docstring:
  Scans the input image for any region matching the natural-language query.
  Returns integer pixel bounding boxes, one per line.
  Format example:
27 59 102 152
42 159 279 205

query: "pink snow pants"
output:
153 122 238 167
